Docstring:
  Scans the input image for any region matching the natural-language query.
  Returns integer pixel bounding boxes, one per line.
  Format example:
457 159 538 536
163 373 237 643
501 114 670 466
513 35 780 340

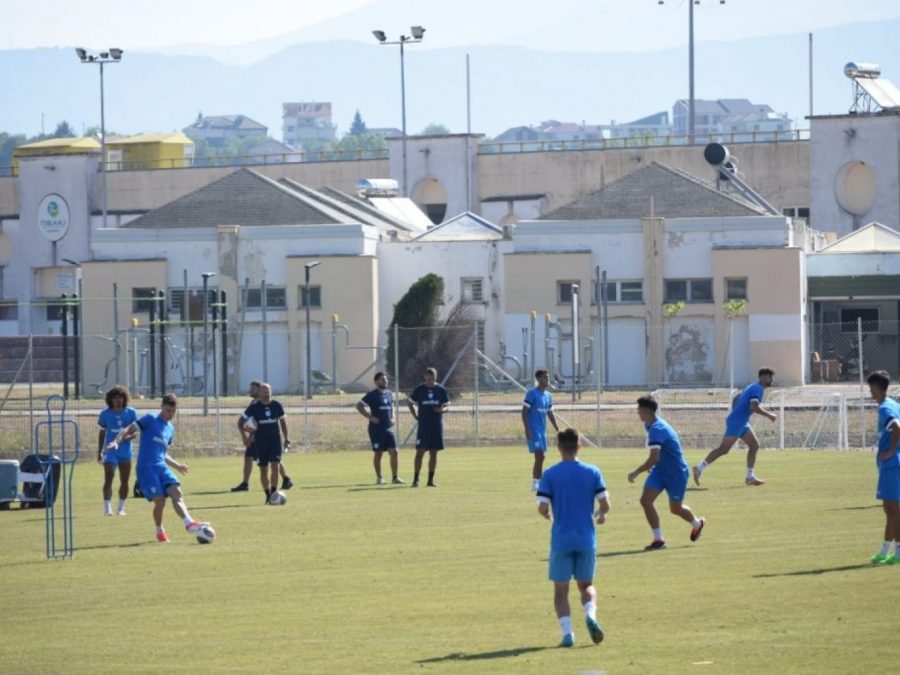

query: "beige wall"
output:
285 255 379 392
504 252 592 316
80 259 167 393
0 177 16 215
712 247 805 384
478 141 809 213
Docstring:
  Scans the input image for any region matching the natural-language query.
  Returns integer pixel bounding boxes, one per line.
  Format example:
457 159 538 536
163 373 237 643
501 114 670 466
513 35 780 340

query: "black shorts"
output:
415 426 444 451
244 442 258 460
368 426 397 451
255 442 282 467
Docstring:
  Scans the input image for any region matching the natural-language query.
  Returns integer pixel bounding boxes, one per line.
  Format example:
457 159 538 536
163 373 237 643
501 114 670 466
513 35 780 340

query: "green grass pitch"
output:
1 447 898 673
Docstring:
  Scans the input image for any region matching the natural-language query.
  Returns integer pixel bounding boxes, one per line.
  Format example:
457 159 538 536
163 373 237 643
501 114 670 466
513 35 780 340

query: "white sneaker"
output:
376 476 386 485
117 508 126 516
104 507 113 517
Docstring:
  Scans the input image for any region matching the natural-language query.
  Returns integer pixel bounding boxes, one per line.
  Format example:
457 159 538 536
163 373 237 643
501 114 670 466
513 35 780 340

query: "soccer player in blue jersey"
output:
244 383 291 504
357 372 404 485
693 367 777 487
523 370 560 491
867 370 900 565
106 394 207 543
629 397 705 550
232 380 294 493
407 367 449 487
97 385 139 516
537 428 609 648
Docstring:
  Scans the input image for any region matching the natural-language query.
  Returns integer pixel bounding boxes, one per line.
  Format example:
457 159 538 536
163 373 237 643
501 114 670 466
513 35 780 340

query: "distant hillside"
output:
0 18 897 140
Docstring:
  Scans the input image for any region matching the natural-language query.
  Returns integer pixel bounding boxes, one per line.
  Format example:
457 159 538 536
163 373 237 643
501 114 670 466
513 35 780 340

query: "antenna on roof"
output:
704 143 780 215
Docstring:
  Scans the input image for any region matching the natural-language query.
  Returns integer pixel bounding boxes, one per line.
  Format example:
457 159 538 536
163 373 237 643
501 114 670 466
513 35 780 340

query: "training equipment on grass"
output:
268 490 287 505
33 395 80 559
195 524 216 544
243 416 258 432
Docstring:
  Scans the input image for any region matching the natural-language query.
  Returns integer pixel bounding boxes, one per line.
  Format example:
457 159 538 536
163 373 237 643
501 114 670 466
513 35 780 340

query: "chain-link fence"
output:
1 309 898 457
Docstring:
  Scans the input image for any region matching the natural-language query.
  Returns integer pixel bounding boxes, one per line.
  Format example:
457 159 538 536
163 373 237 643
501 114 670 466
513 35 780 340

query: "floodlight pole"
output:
373 28 425 197
76 48 123 230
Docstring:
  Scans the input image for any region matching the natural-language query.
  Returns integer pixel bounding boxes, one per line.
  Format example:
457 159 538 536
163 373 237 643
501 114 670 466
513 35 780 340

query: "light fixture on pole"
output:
658 1 725 144
304 261 321 400
75 47 123 230
201 272 216 415
371 26 426 197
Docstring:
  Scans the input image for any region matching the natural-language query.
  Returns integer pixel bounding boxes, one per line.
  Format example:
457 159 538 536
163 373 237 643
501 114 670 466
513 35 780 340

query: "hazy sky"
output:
4 0 900 54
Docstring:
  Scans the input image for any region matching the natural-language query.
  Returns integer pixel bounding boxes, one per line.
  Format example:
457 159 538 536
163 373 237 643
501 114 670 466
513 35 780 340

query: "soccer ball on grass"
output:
196 523 216 544
268 490 287 506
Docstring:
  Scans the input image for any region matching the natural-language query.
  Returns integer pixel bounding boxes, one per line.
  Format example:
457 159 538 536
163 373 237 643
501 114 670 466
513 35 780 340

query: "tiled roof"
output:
123 169 347 229
541 162 767 220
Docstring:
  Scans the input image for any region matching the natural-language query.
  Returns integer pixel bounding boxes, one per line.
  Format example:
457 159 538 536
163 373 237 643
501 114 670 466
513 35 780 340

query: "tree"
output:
52 121 76 138
349 110 367 136
419 123 450 136
385 274 476 395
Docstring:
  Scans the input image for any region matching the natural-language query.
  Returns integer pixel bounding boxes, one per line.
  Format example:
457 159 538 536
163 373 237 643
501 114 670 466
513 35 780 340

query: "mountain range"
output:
1 16 898 140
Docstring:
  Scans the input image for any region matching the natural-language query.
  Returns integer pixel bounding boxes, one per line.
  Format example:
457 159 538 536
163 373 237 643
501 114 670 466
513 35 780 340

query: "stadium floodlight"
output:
109 48 123 60
75 47 87 61
370 26 426 197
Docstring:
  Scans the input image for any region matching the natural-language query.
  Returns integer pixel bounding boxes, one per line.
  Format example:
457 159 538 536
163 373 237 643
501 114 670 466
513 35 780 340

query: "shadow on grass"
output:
415 646 550 663
191 490 236 496
754 563 876 578
346 485 407 493
299 483 367 491
824 504 880 511
194 503 256 510
598 548 654 558
76 541 154 551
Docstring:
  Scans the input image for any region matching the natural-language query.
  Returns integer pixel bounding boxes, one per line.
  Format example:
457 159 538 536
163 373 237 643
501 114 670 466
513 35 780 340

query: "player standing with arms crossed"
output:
523 370 560 491
693 367 777 487
407 367 449 487
536 428 609 647
867 370 900 565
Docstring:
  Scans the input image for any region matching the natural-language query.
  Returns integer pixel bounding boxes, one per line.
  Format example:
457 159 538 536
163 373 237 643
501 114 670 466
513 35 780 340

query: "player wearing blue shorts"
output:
357 372 404 485
244 382 291 504
537 428 609 648
693 367 777 487
232 379 293 493
96 385 138 516
522 370 559 491
407 367 449 487
629 397 705 550
106 393 207 543
867 370 900 565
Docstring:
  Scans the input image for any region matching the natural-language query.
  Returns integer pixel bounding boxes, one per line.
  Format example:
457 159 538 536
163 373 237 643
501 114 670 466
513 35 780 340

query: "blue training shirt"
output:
409 383 449 431
523 387 553 435
727 381 765 427
362 388 394 429
645 417 688 471
98 406 139 455
876 398 900 470
135 413 174 470
537 460 606 552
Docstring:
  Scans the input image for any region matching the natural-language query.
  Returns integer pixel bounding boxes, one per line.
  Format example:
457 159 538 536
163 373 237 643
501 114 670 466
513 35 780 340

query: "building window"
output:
461 277 484 303
557 281 582 305
299 285 322 309
665 278 713 303
0 301 17 321
782 206 811 220
600 280 644 304
725 278 747 301
242 286 286 310
167 288 217 317
841 307 879 333
132 287 157 313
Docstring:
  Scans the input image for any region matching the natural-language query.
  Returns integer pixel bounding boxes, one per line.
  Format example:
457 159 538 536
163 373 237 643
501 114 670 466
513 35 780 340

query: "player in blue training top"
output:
357 371 404 485
106 393 207 543
97 385 139 516
244 382 292 504
629 396 705 550
407 367 449 487
522 369 560 492
232 379 293 493
866 370 900 565
693 367 778 487
537 428 609 648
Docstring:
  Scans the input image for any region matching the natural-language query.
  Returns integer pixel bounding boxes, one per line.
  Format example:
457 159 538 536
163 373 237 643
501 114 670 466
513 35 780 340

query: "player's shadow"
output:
77 541 154 551
346 485 407 492
191 490 236 496
300 483 365 491
598 548 652 558
824 504 880 511
193 503 255 510
754 563 875 578
415 646 550 663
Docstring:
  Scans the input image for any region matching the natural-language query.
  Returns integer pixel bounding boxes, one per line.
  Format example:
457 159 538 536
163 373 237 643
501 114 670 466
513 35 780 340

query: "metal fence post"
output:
779 391 785 450
595 318 602 447
858 316 865 448
473 323 480 447
394 323 401 444
261 278 268 383
28 334 34 454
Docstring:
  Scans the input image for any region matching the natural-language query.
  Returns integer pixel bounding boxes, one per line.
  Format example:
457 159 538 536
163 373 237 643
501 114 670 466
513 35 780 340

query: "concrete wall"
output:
810 114 900 235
